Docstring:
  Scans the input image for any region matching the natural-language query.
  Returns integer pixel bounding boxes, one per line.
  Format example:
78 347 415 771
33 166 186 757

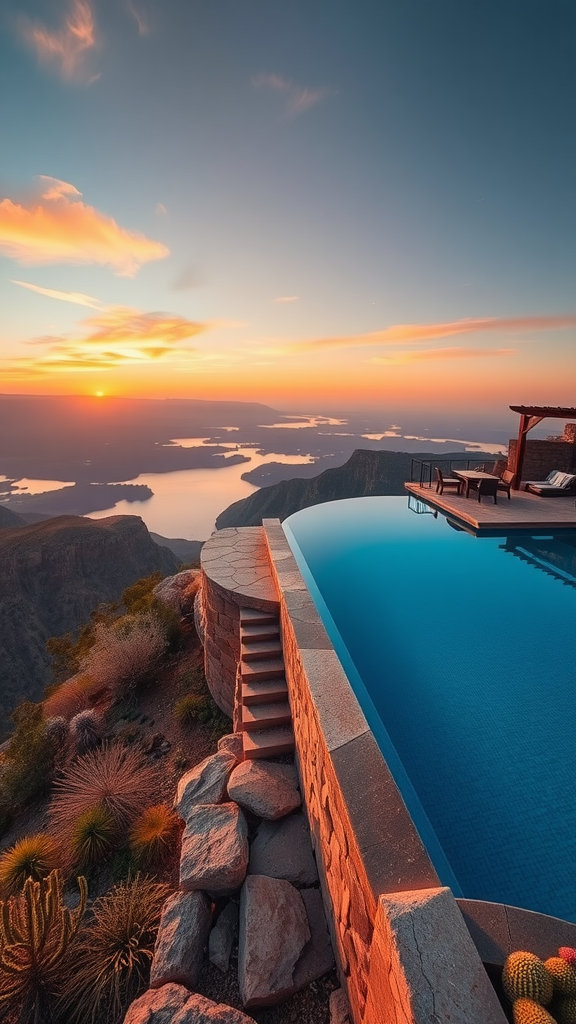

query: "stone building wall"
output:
508 438 576 480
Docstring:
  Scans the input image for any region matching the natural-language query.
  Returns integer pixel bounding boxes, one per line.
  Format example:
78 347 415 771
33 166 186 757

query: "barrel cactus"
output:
555 996 576 1024
559 950 576 969
545 959 576 997
503 952 554 1005
513 999 558 1024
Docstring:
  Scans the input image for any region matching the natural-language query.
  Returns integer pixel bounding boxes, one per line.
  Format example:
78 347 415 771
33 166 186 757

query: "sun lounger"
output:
524 470 576 496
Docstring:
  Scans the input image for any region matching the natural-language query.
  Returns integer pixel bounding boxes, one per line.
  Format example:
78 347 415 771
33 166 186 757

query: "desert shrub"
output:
0 833 60 897
0 870 86 1024
70 708 101 754
57 875 170 1024
43 673 101 722
79 613 168 698
46 603 119 684
49 743 159 836
121 573 164 615
68 805 117 869
129 805 180 868
0 703 57 810
173 693 212 726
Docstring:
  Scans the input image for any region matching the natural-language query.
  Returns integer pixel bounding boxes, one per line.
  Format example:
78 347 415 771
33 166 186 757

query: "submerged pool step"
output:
243 725 295 759
242 700 292 731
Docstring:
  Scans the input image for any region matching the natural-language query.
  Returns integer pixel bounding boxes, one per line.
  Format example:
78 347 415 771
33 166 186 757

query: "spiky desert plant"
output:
545 958 576 997
43 675 96 722
173 693 211 726
560 950 576 968
69 709 101 754
56 875 170 1024
49 743 159 836
0 869 86 1024
555 996 576 1024
0 833 60 898
79 613 168 698
68 805 117 869
44 716 69 748
129 805 180 868
503 952 554 1005
513 999 558 1024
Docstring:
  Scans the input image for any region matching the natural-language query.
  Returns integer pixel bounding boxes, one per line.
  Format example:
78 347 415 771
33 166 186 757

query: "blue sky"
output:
1 0 575 411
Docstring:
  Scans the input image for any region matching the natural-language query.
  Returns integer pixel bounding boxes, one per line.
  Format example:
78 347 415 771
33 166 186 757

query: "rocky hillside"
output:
0 515 179 738
216 448 454 527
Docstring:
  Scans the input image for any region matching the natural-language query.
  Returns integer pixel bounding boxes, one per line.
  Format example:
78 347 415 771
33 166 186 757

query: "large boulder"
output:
248 812 318 886
150 891 212 990
174 751 238 820
217 733 244 761
180 802 248 895
329 988 352 1024
293 888 335 989
238 875 310 1008
153 570 200 614
227 761 301 820
209 901 239 973
124 983 257 1023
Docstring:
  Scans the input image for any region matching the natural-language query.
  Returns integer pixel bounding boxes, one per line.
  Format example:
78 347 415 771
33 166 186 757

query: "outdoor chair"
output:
435 467 462 495
497 469 514 500
468 477 498 504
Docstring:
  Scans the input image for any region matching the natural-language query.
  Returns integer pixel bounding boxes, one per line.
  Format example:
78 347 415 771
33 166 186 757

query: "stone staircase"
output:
239 607 295 759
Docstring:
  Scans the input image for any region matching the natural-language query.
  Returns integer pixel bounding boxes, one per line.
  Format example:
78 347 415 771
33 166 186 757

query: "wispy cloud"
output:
292 314 576 352
252 73 336 119
274 295 298 304
17 0 98 83
12 279 104 309
371 347 518 364
0 177 169 277
155 203 167 216
125 0 151 36
5 306 209 377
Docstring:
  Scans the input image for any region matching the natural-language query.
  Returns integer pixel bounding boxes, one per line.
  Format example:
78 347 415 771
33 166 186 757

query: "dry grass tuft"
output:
43 674 104 722
68 805 117 869
57 875 171 1024
129 804 181 868
79 613 168 698
0 833 60 897
49 743 160 837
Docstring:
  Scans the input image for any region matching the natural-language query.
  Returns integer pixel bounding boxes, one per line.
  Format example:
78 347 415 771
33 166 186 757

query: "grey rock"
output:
150 891 212 989
227 760 301 820
174 751 237 820
123 983 257 1023
209 901 239 973
153 570 200 613
293 888 335 989
329 988 352 1024
180 802 248 895
217 732 244 763
248 813 318 886
238 874 310 1008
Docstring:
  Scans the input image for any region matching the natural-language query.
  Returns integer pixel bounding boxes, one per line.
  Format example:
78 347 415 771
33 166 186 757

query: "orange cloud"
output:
292 314 576 351
274 295 298 303
18 0 98 83
252 73 336 119
371 347 518 364
0 178 169 276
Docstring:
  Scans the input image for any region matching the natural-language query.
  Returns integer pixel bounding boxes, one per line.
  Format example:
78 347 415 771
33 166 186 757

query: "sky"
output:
1 0 575 413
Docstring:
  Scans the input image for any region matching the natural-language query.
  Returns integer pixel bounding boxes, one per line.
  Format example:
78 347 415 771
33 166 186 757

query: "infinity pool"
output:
284 496 576 922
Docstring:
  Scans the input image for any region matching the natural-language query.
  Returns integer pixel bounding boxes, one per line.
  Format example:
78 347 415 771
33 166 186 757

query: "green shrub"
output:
0 703 57 810
0 870 86 1024
57 875 171 1024
79 613 169 699
0 833 60 897
173 693 211 726
69 805 117 869
129 805 180 868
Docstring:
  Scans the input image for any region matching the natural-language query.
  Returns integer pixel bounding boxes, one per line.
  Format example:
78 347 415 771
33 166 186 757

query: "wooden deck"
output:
405 482 576 531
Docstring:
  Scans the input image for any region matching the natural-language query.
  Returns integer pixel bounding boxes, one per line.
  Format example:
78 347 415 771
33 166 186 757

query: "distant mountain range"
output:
216 448 487 527
0 512 183 739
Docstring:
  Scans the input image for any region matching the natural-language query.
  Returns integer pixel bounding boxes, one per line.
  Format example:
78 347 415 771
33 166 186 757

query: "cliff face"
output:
0 515 179 738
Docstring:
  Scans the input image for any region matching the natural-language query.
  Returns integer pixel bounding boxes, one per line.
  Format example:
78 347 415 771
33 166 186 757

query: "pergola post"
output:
510 409 561 488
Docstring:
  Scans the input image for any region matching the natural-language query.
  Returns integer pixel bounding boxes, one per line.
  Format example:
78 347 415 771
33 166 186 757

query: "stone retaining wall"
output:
508 438 576 480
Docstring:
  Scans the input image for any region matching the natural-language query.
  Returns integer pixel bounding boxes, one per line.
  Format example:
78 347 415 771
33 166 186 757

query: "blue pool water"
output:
283 496 576 922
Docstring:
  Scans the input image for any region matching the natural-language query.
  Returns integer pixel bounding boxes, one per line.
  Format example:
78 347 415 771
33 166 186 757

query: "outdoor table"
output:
452 469 500 498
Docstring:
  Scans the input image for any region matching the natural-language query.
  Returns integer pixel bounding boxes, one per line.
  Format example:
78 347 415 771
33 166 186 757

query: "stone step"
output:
239 607 278 627
241 640 283 662
240 658 285 682
243 726 295 759
242 700 292 731
240 623 281 643
242 678 288 705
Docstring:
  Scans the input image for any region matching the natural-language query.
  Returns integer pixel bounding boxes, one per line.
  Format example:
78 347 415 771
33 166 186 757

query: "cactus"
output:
45 716 69 747
0 869 87 1023
70 709 101 754
560 950 576 968
503 952 554 1005
545 959 576 997
555 996 576 1024
513 1000 558 1024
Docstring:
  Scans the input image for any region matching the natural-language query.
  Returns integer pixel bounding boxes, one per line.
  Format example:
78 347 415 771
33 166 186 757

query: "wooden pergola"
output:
510 405 576 487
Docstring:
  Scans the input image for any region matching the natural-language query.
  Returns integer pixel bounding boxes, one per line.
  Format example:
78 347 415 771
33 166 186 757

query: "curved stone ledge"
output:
457 898 576 967
201 528 279 716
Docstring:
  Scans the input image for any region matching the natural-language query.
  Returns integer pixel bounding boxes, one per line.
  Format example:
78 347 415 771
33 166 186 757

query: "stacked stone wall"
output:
201 576 241 717
508 438 576 480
